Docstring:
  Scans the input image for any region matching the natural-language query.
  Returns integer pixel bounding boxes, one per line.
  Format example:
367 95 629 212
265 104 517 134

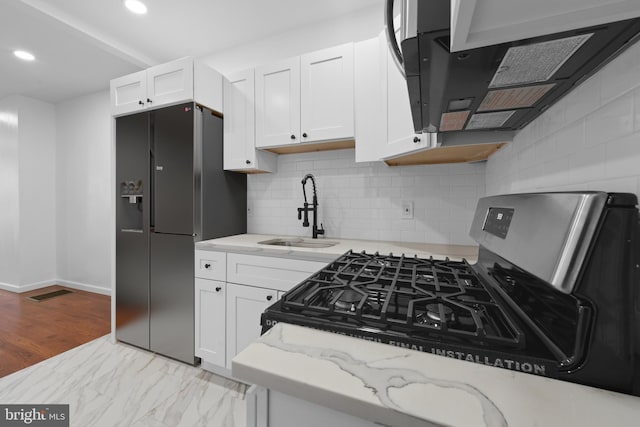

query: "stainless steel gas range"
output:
262 192 640 395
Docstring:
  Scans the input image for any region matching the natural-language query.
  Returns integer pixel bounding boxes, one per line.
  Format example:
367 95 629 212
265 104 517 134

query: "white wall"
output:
0 97 21 287
56 90 112 294
0 96 56 291
18 97 57 287
486 41 640 197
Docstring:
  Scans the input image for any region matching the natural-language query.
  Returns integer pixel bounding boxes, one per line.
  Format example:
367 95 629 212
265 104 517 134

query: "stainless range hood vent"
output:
466 111 515 130
385 0 640 148
489 34 593 88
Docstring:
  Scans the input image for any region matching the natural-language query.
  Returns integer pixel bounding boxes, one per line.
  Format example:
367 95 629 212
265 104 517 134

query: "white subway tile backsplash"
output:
487 38 640 200
584 93 634 146
568 144 606 184
533 136 556 164
248 149 485 245
553 120 584 157
537 98 567 138
635 87 640 131
600 42 640 105
588 177 638 194
605 131 640 178
391 176 414 187
564 73 601 125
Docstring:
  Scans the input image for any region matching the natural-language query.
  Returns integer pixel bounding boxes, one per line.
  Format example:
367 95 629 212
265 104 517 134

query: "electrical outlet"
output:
247 204 253 217
401 201 413 219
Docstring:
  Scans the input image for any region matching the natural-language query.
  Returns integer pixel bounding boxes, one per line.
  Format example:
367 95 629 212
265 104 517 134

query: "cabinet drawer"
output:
226 253 327 292
195 250 226 280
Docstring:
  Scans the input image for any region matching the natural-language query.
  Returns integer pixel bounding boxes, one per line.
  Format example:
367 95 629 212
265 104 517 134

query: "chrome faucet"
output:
297 174 325 239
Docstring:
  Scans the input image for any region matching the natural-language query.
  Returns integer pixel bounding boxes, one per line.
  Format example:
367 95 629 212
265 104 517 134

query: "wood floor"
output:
0 285 110 378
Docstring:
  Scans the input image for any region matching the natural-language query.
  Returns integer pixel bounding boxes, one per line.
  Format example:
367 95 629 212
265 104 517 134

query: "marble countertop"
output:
196 234 478 263
233 323 640 427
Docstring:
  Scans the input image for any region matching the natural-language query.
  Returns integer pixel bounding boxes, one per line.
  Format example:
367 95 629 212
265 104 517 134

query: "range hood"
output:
386 0 640 146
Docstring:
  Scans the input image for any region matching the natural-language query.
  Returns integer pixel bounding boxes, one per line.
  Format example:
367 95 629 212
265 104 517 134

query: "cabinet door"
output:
354 35 387 163
146 57 194 109
110 70 147 116
226 283 276 369
223 71 257 170
384 41 430 158
255 57 301 148
300 43 354 143
195 278 226 367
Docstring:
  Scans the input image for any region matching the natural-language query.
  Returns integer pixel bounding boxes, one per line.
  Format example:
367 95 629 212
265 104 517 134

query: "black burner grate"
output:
282 251 524 348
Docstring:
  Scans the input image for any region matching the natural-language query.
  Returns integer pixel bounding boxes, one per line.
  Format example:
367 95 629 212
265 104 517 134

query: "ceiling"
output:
0 0 384 104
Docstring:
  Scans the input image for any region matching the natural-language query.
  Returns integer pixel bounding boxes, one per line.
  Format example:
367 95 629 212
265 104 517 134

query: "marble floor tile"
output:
0 335 248 427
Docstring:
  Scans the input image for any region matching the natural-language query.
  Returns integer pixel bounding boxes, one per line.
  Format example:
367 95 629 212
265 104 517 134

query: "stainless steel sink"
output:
257 238 338 249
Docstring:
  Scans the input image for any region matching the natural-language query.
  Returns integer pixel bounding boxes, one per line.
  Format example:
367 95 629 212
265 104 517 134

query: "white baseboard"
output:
0 279 111 296
56 279 112 296
0 279 57 293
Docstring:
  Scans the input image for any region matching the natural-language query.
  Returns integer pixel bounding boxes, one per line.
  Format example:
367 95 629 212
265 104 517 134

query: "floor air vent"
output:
27 289 73 302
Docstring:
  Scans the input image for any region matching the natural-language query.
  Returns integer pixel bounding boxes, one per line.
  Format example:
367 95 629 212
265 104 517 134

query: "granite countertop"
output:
233 323 640 427
196 234 479 263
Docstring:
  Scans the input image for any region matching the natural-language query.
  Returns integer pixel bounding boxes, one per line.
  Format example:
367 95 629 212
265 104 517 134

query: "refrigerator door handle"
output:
193 106 203 242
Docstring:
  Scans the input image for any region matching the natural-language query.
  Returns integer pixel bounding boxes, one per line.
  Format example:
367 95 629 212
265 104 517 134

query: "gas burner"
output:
334 289 364 312
425 303 455 322
418 273 435 282
358 259 394 276
370 259 392 268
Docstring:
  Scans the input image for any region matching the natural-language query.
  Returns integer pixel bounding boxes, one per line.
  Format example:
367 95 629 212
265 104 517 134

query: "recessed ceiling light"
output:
124 0 147 14
14 50 35 61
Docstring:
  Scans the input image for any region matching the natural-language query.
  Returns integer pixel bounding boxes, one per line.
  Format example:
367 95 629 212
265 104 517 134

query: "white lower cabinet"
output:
195 249 328 373
266 390 378 427
195 278 226 367
226 283 277 370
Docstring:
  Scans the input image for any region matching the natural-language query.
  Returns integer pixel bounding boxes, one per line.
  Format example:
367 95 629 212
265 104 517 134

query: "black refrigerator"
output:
115 102 246 364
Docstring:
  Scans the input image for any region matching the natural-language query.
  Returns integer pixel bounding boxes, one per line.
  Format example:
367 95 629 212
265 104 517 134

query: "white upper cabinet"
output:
110 57 222 117
384 38 430 159
110 70 148 116
354 32 428 163
223 70 277 173
145 57 193 110
255 58 301 148
354 36 386 163
300 43 354 144
451 0 640 52
253 43 355 150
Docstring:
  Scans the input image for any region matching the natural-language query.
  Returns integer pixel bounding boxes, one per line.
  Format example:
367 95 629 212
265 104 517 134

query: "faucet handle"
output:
297 207 303 220
317 223 325 236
